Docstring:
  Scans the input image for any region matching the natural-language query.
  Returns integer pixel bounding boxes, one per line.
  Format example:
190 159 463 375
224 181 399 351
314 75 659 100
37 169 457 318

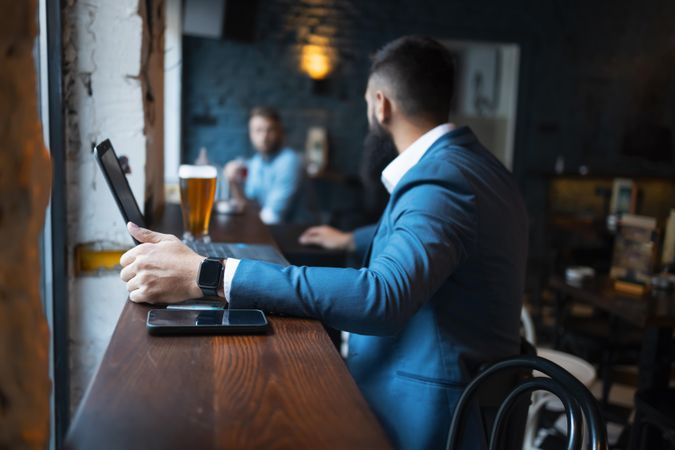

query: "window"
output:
37 0 69 448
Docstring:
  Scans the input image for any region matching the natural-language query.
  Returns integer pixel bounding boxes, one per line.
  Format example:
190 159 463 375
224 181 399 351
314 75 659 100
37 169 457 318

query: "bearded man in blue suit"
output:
121 36 528 450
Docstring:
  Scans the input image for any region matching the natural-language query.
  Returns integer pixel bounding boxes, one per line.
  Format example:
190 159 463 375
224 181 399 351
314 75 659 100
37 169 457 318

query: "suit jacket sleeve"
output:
352 223 378 262
229 164 476 336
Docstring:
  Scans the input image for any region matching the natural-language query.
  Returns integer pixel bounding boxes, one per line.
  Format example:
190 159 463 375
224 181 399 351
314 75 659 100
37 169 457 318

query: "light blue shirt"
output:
244 147 306 224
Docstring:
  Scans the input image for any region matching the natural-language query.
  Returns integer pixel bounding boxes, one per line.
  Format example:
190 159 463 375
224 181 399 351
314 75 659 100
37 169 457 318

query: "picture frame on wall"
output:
610 214 658 292
609 178 637 215
305 127 329 177
662 209 675 266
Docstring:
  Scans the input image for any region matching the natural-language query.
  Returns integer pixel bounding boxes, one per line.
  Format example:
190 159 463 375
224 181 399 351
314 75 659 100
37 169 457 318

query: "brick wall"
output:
183 0 675 213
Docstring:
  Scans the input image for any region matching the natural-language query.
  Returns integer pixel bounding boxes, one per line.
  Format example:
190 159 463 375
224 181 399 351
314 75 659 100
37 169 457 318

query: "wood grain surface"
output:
549 274 674 392
65 204 392 450
549 275 675 327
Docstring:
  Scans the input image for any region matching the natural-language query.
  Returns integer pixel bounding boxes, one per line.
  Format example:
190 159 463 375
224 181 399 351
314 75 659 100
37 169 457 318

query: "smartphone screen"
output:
195 309 267 326
147 309 268 335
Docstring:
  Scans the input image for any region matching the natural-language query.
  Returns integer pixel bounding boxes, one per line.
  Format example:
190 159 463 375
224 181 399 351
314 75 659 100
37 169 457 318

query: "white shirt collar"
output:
381 123 454 193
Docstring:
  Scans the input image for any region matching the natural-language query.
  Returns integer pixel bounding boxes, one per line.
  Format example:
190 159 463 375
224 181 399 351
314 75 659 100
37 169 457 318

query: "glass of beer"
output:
179 164 217 242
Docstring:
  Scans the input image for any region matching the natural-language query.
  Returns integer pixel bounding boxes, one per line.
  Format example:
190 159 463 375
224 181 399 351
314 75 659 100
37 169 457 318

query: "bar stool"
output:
521 308 597 450
521 309 596 388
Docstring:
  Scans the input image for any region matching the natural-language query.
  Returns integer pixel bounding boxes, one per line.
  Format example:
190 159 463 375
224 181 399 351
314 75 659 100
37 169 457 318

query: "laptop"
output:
93 139 288 266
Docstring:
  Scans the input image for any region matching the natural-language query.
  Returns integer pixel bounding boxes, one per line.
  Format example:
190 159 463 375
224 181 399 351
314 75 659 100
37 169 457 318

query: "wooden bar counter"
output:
65 204 392 450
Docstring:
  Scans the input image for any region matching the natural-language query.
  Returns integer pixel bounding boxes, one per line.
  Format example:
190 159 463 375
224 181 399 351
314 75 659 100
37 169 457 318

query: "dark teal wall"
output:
182 0 675 224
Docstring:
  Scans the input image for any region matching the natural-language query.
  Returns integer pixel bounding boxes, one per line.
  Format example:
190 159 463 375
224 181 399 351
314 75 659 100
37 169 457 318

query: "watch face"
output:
199 259 221 288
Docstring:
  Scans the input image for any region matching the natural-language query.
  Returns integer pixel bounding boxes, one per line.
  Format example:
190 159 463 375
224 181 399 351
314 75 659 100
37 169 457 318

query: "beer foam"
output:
179 165 217 179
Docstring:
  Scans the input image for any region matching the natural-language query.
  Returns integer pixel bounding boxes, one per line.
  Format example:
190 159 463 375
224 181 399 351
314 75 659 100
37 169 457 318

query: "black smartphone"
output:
166 299 225 311
146 309 269 335
93 139 146 244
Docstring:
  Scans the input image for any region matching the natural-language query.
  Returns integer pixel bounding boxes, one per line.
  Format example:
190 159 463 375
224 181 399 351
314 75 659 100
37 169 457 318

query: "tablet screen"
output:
95 140 146 229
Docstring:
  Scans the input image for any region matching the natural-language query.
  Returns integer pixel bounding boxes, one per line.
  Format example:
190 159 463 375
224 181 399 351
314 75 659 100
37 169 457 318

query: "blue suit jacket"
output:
229 127 528 450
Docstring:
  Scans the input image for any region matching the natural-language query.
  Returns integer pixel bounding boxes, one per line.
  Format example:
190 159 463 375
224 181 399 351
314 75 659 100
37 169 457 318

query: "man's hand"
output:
298 225 355 251
224 161 247 202
224 160 247 184
120 222 204 304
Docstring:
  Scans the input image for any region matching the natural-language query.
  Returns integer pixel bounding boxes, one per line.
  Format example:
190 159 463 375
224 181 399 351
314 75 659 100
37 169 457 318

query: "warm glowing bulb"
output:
301 45 331 80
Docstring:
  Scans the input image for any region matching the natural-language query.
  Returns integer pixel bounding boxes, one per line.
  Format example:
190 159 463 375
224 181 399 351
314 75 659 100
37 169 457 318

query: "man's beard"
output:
368 110 390 139
359 115 397 218
360 118 398 183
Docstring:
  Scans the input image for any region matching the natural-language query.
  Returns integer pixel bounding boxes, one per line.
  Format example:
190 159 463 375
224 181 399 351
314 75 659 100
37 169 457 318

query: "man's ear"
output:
375 90 392 125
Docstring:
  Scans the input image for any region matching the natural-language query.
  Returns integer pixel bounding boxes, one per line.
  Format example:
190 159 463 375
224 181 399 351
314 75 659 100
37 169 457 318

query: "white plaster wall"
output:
68 276 127 413
65 0 146 246
63 0 151 413
164 0 182 185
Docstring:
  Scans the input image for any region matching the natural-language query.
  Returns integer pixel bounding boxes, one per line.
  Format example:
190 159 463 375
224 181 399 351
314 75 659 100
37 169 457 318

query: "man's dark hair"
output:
370 36 455 123
249 106 282 124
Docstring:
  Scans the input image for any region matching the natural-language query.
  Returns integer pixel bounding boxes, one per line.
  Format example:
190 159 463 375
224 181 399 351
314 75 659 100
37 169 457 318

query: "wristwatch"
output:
197 257 224 298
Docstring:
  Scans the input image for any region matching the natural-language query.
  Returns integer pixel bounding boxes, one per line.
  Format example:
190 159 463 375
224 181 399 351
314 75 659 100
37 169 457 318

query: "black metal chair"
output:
445 355 609 450
629 388 675 450
556 307 642 409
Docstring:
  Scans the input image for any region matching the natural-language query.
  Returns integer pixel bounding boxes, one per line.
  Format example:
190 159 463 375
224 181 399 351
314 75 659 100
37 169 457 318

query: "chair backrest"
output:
458 338 535 450
445 355 608 450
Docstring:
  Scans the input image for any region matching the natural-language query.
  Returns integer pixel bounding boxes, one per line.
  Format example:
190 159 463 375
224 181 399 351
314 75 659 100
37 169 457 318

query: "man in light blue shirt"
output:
225 107 307 224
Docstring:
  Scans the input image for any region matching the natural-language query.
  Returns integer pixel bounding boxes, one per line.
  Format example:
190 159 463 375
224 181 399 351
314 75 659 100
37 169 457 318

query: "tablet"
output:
93 139 146 244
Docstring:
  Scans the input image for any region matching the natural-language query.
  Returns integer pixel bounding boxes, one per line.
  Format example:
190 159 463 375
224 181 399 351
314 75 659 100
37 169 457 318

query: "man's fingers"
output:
128 283 154 303
298 233 318 245
299 227 322 242
126 275 140 292
128 288 144 303
127 222 172 244
120 243 151 267
129 288 161 305
120 264 136 282
120 249 136 267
